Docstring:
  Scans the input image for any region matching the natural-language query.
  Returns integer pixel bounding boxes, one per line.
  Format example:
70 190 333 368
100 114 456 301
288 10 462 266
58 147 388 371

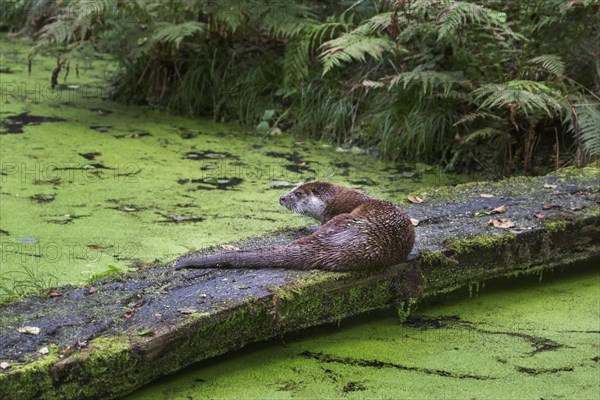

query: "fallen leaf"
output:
480 194 495 198
0 362 9 370
491 205 507 214
543 184 557 189
297 162 306 167
48 291 62 298
178 308 197 314
410 218 420 226
570 205 584 211
154 313 162 318
488 218 515 229
407 195 424 204
38 347 49 355
87 287 96 294
17 326 40 335
220 244 240 251
534 213 545 219
542 204 561 210
123 311 133 319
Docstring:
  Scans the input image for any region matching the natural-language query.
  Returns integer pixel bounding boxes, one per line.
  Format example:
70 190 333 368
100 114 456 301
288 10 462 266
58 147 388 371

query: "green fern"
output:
454 111 503 126
464 127 511 144
151 21 207 48
528 55 566 78
436 1 521 41
284 16 352 87
320 33 397 75
568 98 600 156
390 70 469 96
473 80 567 118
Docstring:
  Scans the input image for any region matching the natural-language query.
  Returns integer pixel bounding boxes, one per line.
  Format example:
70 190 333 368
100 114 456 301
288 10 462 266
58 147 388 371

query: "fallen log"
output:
1 165 599 400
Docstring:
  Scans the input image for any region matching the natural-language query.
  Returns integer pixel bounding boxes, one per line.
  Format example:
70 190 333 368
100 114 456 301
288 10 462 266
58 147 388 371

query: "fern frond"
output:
260 2 316 38
319 10 406 74
528 55 565 78
454 111 503 126
437 1 521 42
320 34 396 74
151 21 207 48
473 80 567 118
284 36 309 87
568 99 600 156
35 16 76 47
390 70 469 96
464 127 510 143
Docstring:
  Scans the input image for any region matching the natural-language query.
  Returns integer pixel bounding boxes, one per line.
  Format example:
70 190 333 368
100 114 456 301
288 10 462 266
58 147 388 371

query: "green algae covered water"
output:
1 35 598 399
125 267 599 399
0 35 463 298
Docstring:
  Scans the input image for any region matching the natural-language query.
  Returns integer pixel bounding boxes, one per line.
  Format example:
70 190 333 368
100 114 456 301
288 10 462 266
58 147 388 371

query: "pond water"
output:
1 35 597 399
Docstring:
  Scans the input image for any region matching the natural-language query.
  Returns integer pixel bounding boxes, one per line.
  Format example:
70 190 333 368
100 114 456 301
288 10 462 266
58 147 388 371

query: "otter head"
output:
279 182 333 223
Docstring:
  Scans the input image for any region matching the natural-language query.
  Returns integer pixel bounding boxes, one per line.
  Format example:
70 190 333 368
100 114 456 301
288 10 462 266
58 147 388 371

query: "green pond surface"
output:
125 268 599 400
1 35 598 399
0 35 463 298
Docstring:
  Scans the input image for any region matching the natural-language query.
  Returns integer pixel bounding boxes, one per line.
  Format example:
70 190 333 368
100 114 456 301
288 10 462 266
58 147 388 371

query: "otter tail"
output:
174 245 310 270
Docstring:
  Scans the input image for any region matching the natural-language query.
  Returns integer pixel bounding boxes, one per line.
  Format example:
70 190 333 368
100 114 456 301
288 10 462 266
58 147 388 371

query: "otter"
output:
175 182 415 271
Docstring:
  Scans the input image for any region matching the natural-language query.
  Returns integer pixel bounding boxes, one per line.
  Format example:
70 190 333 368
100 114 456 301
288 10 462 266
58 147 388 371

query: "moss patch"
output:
124 267 599 400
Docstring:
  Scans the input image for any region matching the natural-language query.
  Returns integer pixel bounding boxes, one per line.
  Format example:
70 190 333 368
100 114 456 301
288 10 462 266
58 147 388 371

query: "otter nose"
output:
279 195 285 205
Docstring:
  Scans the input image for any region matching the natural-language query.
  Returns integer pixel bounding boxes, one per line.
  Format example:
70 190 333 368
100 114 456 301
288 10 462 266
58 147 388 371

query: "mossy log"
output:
1 166 599 400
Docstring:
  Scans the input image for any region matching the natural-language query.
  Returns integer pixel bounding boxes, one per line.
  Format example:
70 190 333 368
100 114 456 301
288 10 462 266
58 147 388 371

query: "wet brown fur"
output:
175 182 415 271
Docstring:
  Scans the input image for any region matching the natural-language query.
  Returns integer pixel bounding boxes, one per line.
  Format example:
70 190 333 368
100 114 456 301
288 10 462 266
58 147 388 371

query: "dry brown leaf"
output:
48 291 62 298
491 205 507 214
87 287 96 294
17 326 40 335
570 205 584 211
480 193 495 198
488 218 515 229
220 244 240 251
410 218 420 226
123 311 133 319
534 213 545 219
178 308 197 314
543 184 557 189
407 195 424 204
38 347 49 355
0 362 10 370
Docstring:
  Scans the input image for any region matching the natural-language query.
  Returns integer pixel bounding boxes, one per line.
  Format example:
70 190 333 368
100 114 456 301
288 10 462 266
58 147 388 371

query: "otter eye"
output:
312 189 319 195
295 192 302 197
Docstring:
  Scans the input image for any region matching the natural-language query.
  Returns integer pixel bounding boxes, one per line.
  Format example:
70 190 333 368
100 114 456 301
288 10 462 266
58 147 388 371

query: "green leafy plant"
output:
15 0 600 174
